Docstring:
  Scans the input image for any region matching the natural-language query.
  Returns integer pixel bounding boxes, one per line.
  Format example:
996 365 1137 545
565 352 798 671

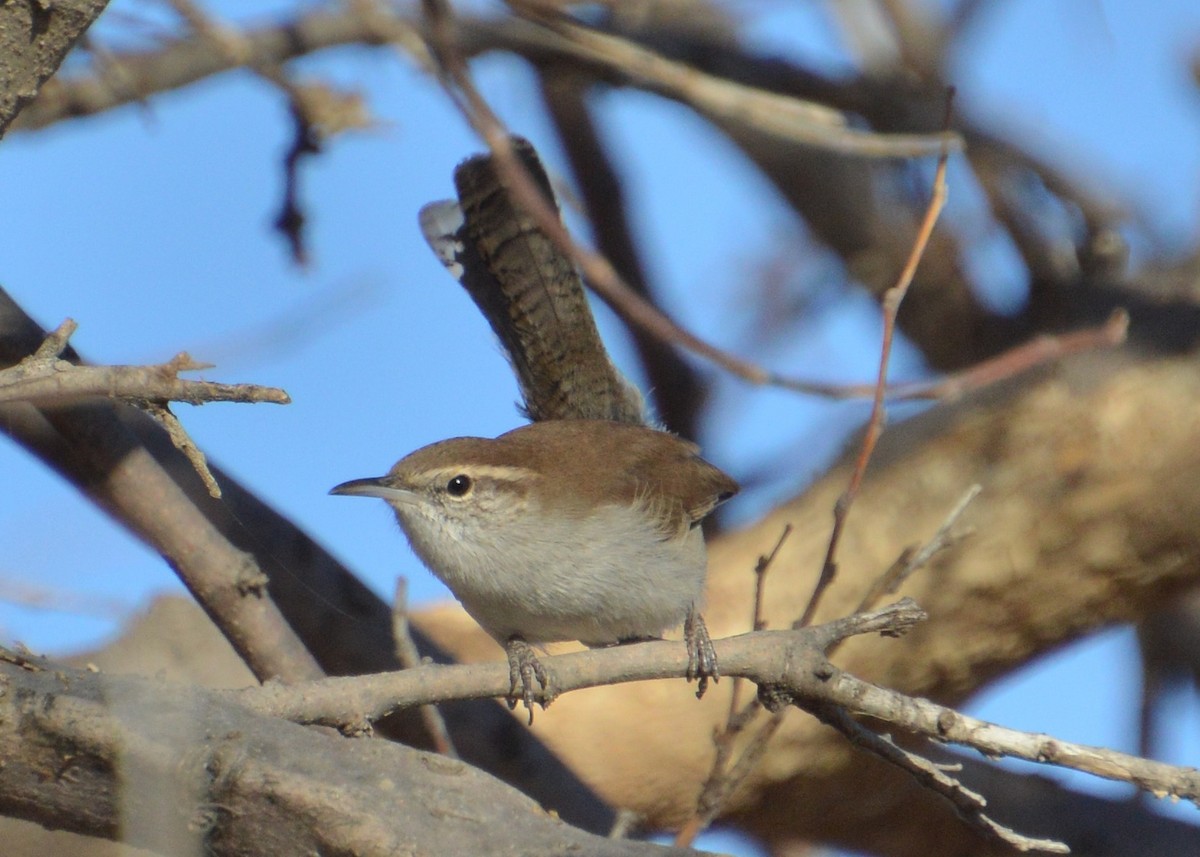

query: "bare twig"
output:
673 704 783 848
256 67 374 267
814 704 1067 853
752 524 791 634
853 484 980 616
392 579 458 758
899 309 1129 400
797 98 953 630
0 306 318 684
2 329 289 499
0 344 291 408
815 666 1200 807
273 85 321 266
673 523 793 847
143 400 221 498
161 0 373 266
33 319 77 360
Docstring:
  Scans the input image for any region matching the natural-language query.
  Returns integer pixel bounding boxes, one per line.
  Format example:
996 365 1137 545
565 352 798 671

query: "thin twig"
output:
852 484 980 617
899 309 1129 400
815 704 1068 853
238 599 928 721
0 347 291 408
815 667 1200 808
673 523 793 847
753 524 791 633
392 578 458 758
797 94 954 630
0 299 320 686
163 0 374 266
673 706 785 848
143 400 222 499
273 83 321 266
33 319 77 360
732 524 793 716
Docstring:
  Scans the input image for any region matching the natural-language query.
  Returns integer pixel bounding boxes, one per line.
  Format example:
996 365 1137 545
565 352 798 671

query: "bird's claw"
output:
505 637 553 724
684 607 719 699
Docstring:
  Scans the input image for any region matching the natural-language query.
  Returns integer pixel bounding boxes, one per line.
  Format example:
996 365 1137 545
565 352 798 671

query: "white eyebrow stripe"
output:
428 465 537 482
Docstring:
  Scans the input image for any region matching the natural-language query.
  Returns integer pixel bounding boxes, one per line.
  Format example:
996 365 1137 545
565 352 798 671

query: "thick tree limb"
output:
0 652 683 857
0 0 110 136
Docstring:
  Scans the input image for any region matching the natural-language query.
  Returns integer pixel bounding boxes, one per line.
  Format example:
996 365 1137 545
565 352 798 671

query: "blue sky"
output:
2 0 1198 848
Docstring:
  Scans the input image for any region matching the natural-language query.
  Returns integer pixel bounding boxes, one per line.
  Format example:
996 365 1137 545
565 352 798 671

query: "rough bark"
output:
0 0 110 137
0 649 686 857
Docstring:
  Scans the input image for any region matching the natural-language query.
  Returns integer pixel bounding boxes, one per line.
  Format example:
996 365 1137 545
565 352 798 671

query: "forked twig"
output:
852 484 980 618
797 94 954 630
3 324 291 499
813 704 1067 853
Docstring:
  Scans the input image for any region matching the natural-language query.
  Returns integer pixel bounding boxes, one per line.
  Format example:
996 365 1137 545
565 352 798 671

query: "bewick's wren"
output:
331 419 737 719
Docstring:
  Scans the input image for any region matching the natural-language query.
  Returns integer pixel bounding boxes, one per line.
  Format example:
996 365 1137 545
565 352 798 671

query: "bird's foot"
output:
684 606 719 698
505 636 553 724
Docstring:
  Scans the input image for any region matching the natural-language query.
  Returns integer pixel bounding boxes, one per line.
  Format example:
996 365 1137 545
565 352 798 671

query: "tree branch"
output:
0 0 110 136
0 651 681 857
0 332 289 409
234 601 1200 813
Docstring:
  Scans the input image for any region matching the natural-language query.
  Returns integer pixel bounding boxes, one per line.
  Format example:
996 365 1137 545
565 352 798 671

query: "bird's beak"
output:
329 477 412 501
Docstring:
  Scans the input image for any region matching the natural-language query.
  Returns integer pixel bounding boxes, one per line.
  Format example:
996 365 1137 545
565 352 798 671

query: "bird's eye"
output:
446 474 473 497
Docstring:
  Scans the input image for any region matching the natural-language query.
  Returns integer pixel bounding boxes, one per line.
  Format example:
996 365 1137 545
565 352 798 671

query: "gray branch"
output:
235 600 1200 811
0 652 687 857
